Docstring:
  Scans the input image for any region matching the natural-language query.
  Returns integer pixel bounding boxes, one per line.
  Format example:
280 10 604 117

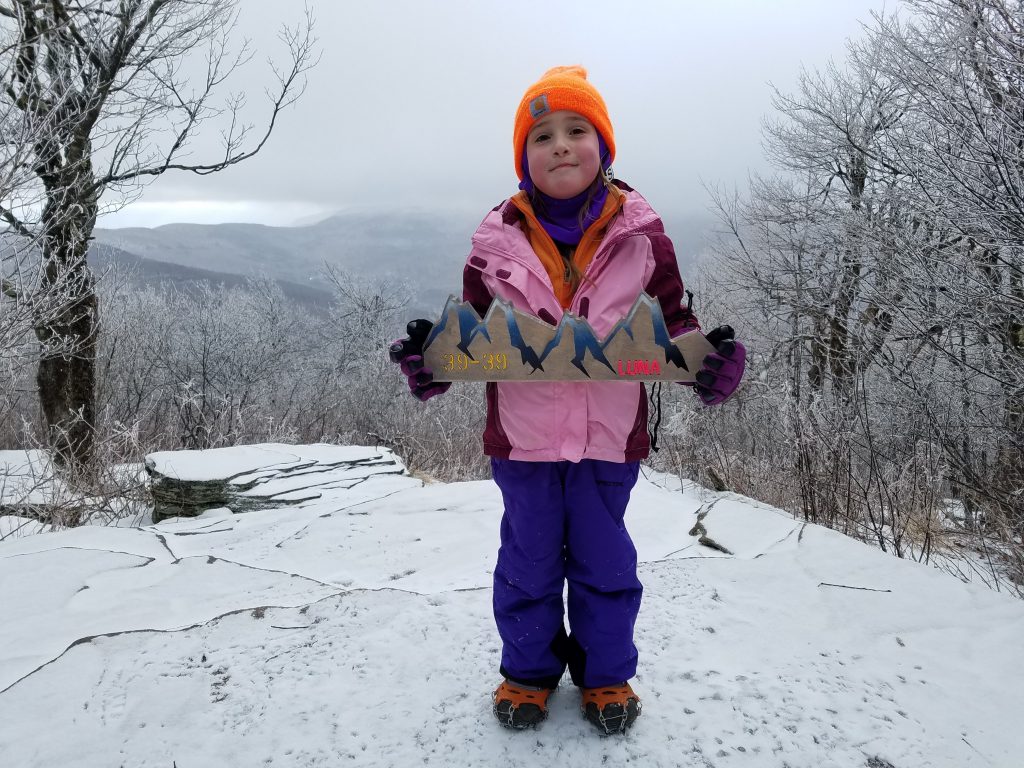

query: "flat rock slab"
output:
145 443 406 522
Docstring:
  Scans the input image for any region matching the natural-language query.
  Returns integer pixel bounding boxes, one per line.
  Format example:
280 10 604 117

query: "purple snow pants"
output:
490 457 643 689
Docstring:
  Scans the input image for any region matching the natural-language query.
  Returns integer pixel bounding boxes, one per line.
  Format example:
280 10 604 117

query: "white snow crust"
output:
1 445 1022 767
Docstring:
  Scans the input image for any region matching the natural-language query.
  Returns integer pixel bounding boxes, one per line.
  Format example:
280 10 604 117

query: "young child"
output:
390 66 745 735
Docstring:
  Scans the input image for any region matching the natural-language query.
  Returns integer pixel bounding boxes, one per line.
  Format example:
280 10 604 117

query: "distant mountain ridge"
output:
92 210 477 311
88 243 334 309
89 208 716 313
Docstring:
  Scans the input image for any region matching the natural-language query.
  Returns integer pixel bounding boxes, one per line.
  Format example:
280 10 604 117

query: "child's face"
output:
525 110 602 199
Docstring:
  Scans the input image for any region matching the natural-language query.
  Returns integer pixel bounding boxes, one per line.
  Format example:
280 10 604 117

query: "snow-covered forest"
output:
696 1 1024 592
2 0 1020 594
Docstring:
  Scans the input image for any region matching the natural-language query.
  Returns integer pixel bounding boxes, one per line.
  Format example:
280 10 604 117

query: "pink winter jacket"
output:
462 181 700 463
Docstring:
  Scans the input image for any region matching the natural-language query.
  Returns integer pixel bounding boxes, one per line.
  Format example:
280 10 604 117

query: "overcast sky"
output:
99 0 889 228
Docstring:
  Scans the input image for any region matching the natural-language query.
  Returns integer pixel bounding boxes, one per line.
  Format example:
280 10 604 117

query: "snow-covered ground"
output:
1 444 1022 767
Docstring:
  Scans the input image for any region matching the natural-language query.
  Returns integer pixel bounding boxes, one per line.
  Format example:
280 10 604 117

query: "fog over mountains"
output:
88 242 337 308
90 208 716 315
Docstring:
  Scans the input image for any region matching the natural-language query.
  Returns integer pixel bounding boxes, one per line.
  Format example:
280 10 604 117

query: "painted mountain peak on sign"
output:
423 293 714 382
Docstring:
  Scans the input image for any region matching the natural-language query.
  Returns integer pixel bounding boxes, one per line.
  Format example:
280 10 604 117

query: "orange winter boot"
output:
492 679 553 729
581 682 641 735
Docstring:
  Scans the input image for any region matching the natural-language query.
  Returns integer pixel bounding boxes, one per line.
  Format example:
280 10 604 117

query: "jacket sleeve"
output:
462 259 493 318
644 232 700 336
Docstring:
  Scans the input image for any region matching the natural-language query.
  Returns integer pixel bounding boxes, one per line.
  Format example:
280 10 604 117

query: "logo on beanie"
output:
529 94 550 119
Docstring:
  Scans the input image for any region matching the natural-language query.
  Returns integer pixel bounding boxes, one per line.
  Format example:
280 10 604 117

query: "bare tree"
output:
686 1 1024 592
0 0 316 468
700 39 915 530
0 42 80 445
870 0 1024 535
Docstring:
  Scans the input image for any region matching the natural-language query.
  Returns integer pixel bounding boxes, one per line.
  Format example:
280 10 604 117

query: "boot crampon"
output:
492 680 553 729
581 682 641 735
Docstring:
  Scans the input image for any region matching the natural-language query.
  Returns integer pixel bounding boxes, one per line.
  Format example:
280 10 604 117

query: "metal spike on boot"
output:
492 680 552 730
581 682 641 735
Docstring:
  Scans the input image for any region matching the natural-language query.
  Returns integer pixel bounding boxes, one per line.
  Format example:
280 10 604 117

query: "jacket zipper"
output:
570 221 664 313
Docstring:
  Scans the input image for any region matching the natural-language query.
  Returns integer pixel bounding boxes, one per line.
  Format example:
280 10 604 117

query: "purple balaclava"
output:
519 135 614 246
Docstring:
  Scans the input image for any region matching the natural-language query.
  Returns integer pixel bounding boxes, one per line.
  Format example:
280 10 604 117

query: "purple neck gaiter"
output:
519 135 613 246
531 185 608 246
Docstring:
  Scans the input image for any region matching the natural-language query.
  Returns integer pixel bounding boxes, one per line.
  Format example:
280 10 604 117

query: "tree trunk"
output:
34 141 99 470
35 259 97 470
1001 263 1024 533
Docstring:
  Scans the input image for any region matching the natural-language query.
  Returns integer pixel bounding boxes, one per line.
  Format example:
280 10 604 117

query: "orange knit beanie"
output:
513 65 615 181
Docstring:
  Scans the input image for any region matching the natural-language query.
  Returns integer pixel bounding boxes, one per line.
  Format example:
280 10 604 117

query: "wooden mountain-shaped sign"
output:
422 293 716 382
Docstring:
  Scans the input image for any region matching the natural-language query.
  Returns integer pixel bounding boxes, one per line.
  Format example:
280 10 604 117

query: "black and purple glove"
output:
694 325 746 406
388 319 451 402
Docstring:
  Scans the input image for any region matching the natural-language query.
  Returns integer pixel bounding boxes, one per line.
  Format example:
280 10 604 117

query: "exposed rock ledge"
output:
144 443 406 522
